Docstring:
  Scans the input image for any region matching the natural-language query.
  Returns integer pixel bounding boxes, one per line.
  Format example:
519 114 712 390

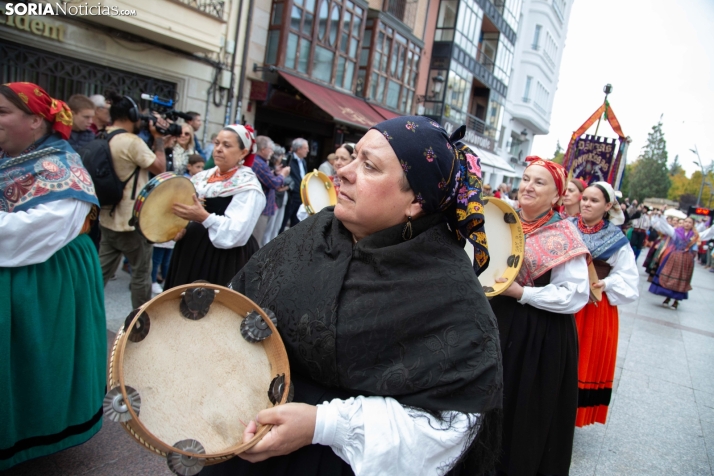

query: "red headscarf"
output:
5 82 73 140
525 155 567 199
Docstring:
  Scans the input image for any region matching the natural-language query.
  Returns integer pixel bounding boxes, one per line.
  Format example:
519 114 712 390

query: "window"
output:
534 80 550 115
452 0 483 60
543 31 558 69
358 18 421 113
265 0 365 89
523 75 532 102
532 24 541 50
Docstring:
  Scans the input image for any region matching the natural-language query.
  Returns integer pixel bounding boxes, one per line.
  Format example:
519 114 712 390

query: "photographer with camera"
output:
97 92 167 308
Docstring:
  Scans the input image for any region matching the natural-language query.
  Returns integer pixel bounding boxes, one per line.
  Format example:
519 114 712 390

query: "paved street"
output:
3 255 714 475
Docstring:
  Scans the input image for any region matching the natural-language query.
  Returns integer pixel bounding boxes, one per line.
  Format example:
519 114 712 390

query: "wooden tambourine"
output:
588 262 603 302
130 172 196 243
300 170 337 215
105 283 291 475
465 198 525 297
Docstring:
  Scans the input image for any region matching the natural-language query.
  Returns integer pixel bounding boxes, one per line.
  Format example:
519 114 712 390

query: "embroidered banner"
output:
569 135 618 184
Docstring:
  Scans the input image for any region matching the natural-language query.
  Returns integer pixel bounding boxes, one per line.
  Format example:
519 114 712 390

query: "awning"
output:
280 72 391 130
466 143 517 177
369 104 401 121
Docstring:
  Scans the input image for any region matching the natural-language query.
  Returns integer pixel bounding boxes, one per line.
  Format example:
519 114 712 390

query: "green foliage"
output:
669 154 683 176
551 140 565 165
627 119 671 202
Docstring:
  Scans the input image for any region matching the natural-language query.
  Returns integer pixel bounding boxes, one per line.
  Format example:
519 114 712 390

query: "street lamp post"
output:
690 145 707 207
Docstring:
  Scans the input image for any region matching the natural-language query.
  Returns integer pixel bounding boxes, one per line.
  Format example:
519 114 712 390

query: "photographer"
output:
98 92 167 308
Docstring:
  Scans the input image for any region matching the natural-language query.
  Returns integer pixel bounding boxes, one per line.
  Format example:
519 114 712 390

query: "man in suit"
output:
281 137 309 232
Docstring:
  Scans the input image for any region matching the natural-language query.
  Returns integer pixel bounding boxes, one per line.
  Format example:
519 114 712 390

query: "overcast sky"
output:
531 0 714 177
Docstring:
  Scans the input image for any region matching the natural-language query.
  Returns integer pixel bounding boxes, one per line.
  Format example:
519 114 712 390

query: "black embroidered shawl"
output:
230 208 502 414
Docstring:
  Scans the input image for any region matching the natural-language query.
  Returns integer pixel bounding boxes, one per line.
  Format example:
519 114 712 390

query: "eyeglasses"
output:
181 132 191 136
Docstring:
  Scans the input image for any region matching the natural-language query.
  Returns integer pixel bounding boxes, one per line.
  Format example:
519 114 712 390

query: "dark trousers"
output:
281 193 302 232
151 247 173 283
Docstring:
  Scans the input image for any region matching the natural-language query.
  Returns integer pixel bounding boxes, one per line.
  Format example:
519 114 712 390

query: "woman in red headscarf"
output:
490 156 590 476
0 83 106 470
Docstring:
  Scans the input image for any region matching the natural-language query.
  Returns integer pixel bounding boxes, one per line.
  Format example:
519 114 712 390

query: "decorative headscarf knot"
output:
5 82 73 140
370 116 489 275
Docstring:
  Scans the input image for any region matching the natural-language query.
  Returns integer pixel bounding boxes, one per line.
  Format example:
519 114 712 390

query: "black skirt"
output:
199 374 354 476
164 196 259 289
490 272 578 476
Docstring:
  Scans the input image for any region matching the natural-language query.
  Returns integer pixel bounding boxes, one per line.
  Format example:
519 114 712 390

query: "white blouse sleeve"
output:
651 215 675 237
700 225 714 241
602 246 640 306
200 189 266 249
517 254 590 314
0 199 91 267
313 396 478 476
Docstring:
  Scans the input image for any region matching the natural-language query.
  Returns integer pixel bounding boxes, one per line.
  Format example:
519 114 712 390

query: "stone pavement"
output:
3 255 714 475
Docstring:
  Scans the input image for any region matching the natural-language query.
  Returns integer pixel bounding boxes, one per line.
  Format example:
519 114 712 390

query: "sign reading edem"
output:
0 9 66 42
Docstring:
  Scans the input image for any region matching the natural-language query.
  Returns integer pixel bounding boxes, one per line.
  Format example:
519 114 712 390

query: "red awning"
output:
369 104 401 121
279 72 395 130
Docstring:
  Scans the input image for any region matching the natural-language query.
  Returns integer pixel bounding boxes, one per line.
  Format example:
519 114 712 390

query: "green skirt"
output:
0 234 106 470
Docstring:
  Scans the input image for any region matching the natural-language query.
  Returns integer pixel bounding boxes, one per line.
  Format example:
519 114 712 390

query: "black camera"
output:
139 93 191 137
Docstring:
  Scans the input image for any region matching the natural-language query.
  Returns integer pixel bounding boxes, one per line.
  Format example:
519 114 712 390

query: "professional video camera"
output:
140 93 192 137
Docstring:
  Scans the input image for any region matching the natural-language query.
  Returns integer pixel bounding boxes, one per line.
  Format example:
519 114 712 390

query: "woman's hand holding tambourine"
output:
173 195 210 223
173 228 187 242
495 277 524 300
238 403 317 463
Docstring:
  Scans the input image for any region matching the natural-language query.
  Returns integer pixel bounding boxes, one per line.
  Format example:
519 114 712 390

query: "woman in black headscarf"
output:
201 116 502 476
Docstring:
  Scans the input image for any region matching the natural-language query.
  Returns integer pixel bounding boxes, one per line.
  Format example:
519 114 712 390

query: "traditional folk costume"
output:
568 182 638 427
164 125 266 288
0 84 106 470
203 116 502 476
648 215 699 305
490 157 590 476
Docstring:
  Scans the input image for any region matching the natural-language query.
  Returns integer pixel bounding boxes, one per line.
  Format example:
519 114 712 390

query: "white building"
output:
497 0 574 187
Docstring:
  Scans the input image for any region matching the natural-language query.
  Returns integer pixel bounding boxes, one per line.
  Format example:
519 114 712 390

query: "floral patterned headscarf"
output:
5 82 73 140
370 116 489 275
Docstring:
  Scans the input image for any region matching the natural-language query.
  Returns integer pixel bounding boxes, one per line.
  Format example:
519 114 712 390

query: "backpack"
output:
78 129 140 211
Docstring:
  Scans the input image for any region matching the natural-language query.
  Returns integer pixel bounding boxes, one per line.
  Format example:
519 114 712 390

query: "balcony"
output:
382 0 418 30
79 0 227 54
552 0 565 24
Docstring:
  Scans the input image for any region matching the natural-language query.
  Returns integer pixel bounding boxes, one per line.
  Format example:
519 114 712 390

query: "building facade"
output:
242 0 432 168
498 0 573 187
417 0 523 187
0 0 250 150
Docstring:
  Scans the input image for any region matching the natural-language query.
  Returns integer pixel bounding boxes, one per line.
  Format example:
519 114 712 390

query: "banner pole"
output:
594 84 612 137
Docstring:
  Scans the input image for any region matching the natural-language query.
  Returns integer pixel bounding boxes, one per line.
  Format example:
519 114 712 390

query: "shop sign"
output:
442 120 494 152
0 9 66 42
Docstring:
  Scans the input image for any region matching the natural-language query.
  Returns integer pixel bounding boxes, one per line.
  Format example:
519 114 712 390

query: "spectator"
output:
185 153 206 177
89 94 111 136
332 143 354 191
483 183 494 197
98 91 166 309
151 239 174 295
172 123 196 175
281 137 309 231
204 132 217 162
185 111 207 160
67 94 96 151
251 135 291 246
318 152 336 176
263 146 290 245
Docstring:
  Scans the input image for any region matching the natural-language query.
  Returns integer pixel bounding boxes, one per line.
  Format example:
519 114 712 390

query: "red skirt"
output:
574 292 619 427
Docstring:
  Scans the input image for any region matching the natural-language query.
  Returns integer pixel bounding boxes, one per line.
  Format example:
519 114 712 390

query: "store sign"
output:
442 120 494 152
0 9 66 42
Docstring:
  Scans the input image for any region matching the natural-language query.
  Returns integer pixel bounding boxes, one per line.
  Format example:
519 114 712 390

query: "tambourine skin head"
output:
108 283 291 462
465 198 525 298
133 173 195 243
300 170 337 215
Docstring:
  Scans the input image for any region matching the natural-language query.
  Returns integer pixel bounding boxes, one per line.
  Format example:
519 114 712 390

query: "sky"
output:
531 0 714 177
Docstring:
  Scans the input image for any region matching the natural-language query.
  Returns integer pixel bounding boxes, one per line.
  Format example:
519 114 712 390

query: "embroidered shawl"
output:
191 165 263 199
0 134 98 213
229 209 503 414
567 217 629 260
517 216 590 286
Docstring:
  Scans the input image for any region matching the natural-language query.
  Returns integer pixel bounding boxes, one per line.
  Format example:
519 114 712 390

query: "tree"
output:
551 140 565 165
626 119 671 202
669 154 683 176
